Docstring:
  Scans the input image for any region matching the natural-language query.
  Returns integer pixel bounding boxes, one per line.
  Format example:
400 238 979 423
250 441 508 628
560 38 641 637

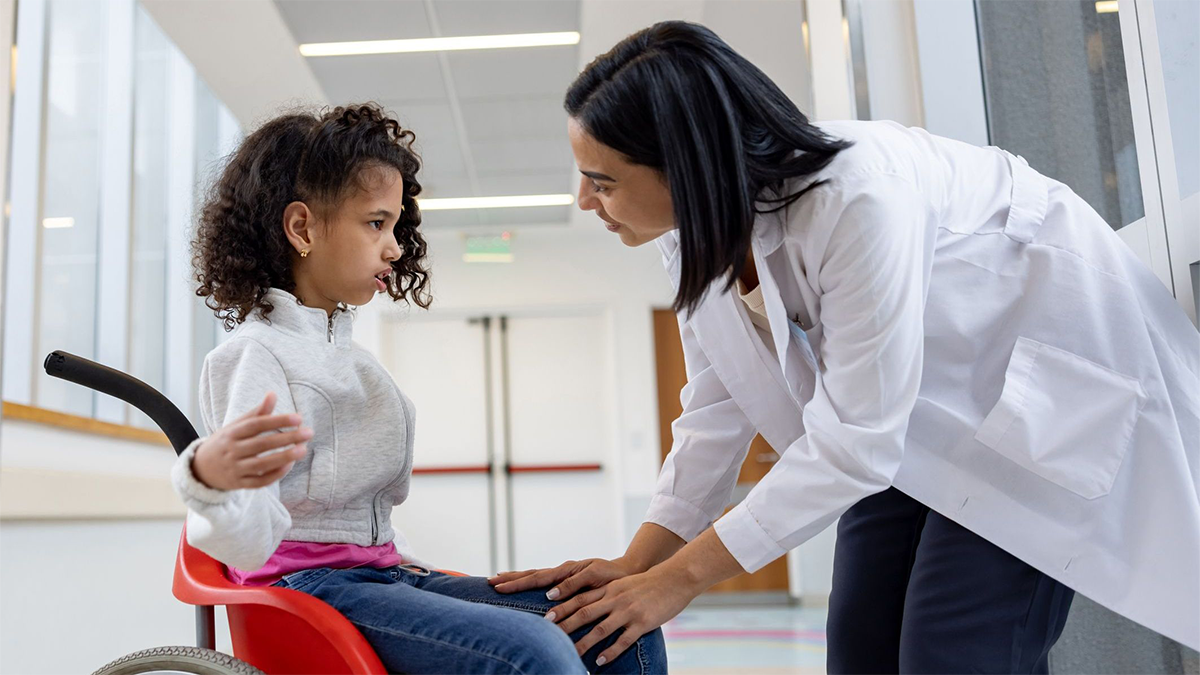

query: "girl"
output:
171 103 667 675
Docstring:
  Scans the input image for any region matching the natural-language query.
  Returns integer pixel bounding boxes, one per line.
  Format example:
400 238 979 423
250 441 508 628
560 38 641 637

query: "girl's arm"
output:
171 339 303 571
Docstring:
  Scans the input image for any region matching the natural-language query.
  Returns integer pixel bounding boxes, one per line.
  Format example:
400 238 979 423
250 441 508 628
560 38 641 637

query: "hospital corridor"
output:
0 0 1196 674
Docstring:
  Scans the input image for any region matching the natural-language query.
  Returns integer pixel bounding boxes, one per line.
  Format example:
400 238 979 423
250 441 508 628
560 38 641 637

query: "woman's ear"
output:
282 201 315 256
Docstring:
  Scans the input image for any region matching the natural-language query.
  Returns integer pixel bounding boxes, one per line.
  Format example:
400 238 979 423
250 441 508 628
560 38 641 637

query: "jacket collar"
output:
254 288 355 345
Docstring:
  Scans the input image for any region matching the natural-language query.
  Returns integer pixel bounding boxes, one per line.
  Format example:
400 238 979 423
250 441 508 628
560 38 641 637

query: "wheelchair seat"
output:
173 523 388 674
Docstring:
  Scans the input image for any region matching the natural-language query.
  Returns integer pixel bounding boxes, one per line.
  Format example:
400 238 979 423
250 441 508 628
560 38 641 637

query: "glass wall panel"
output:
976 0 1145 229
35 0 108 416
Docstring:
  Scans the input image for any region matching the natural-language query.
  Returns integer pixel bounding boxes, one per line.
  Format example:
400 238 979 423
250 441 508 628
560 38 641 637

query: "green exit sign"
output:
463 233 513 263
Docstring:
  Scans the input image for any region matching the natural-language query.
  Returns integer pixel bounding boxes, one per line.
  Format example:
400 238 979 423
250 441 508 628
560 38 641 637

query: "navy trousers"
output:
826 487 1075 674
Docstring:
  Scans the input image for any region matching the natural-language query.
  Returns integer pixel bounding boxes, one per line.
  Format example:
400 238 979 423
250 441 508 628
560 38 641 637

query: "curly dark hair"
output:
193 103 432 330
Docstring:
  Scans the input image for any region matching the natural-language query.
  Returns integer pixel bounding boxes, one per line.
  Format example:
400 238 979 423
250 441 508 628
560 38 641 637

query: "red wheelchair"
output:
45 350 459 675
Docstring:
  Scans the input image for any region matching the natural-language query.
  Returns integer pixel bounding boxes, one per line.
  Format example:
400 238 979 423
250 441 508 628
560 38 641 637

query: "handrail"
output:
507 463 602 474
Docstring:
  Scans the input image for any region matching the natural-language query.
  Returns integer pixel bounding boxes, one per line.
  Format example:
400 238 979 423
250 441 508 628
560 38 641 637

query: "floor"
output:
664 604 828 675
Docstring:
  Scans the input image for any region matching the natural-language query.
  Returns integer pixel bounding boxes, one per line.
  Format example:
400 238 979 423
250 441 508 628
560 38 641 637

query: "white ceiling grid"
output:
274 0 581 229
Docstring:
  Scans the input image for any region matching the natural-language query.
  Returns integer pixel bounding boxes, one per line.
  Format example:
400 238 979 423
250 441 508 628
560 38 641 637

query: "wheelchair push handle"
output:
43 350 199 456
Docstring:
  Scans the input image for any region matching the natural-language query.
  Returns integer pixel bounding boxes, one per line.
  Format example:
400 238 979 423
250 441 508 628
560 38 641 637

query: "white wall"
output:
0 420 237 674
0 517 237 675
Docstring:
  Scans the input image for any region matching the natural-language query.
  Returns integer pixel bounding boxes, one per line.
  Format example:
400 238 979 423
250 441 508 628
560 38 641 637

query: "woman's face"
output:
568 117 675 247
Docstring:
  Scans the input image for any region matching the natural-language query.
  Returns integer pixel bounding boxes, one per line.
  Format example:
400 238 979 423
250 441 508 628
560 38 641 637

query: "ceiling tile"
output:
447 47 579 99
459 96 567 140
472 205 571 227
430 0 579 36
419 205 569 229
471 137 573 174
271 0 584 231
274 0 433 43
308 53 447 103
476 171 574 197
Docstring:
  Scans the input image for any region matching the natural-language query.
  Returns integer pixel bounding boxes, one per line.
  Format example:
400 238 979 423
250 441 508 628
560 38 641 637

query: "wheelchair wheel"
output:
91 646 264 675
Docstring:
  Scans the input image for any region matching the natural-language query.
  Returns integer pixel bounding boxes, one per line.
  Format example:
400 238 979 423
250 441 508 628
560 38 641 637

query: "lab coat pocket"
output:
975 336 1146 499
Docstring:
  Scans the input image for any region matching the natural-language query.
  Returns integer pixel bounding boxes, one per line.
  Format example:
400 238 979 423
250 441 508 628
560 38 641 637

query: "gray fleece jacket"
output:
170 288 422 571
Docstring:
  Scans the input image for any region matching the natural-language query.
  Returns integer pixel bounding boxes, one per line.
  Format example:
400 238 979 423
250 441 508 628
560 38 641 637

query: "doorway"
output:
652 309 790 594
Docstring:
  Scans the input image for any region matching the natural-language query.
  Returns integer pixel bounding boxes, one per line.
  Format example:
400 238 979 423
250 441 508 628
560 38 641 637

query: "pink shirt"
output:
229 540 405 586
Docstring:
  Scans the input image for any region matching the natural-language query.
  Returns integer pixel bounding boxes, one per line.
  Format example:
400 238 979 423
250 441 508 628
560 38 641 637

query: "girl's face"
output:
285 166 405 313
568 117 675 247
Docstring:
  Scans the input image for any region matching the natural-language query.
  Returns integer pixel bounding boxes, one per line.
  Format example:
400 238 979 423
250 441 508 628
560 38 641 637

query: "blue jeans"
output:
275 565 668 674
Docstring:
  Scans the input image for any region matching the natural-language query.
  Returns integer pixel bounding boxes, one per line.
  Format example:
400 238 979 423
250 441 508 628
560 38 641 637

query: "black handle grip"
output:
43 350 198 455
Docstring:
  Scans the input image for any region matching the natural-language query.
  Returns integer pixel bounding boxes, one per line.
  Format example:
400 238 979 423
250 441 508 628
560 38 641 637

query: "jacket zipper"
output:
371 463 406 545
323 306 399 546
370 411 412 546
370 501 378 544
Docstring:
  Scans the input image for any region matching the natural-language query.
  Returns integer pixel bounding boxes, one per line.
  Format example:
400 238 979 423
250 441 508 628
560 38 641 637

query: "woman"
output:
489 21 1200 673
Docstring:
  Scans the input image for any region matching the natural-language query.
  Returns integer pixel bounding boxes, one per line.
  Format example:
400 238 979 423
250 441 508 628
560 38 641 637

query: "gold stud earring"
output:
300 249 309 258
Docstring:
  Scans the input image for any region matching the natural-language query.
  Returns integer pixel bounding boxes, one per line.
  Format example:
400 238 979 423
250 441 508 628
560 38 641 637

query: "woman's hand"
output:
547 528 746 664
192 392 312 491
488 557 637 600
551 565 703 665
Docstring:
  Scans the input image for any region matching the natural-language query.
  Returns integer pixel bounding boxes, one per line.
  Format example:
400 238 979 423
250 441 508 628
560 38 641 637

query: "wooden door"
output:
652 309 789 593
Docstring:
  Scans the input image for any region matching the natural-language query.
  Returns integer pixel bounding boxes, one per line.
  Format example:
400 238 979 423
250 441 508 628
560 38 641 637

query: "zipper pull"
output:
327 314 334 343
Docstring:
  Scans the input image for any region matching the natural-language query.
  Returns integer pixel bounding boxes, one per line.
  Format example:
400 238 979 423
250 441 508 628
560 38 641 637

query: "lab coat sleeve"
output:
644 312 759 542
714 174 932 572
170 338 296 571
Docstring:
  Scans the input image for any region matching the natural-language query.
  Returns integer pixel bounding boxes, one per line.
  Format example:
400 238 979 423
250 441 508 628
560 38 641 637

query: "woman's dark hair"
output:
565 21 851 314
193 103 431 330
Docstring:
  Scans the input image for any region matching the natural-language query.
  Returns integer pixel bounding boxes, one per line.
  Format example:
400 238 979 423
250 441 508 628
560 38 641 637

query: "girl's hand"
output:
552 565 702 666
488 557 637 600
192 392 312 490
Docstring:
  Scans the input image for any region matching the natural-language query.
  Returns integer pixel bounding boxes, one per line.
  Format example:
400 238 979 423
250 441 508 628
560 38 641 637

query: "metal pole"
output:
195 605 215 649
499 315 516 571
472 316 499 574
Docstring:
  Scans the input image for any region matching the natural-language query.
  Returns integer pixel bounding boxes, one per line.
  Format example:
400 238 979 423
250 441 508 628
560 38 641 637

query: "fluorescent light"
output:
42 217 74 229
1095 1 1119 13
419 194 574 211
300 31 580 57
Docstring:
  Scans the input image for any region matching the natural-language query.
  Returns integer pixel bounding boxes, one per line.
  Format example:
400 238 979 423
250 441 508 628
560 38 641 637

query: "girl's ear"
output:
282 201 316 256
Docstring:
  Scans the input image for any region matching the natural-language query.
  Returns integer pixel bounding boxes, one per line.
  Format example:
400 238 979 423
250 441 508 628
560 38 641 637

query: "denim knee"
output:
635 627 668 674
508 611 587 675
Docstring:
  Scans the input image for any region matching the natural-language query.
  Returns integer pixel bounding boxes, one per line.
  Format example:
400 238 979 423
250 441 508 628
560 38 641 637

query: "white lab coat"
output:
646 120 1200 649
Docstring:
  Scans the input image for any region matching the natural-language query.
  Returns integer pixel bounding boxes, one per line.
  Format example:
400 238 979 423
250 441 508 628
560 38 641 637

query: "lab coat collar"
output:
688 284 806 452
751 200 787 256
655 224 809 404
652 206 787 285
664 221 809 452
